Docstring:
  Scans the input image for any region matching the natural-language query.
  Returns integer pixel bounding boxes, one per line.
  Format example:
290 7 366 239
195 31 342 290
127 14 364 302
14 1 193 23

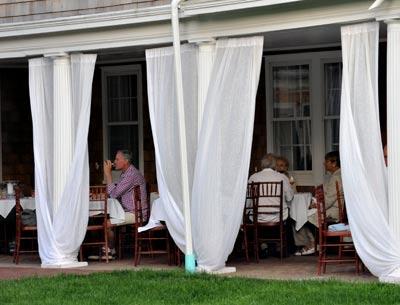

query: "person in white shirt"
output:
248 154 294 223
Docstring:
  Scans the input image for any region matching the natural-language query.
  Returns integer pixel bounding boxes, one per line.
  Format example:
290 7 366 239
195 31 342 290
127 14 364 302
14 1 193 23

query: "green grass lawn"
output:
1 270 399 305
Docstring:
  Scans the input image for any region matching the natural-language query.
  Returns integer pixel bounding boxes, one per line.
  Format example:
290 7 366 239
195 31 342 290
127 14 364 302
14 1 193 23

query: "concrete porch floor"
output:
0 254 375 282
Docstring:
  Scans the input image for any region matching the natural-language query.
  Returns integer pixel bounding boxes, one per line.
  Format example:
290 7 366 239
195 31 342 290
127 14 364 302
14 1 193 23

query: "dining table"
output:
288 192 316 231
0 197 126 225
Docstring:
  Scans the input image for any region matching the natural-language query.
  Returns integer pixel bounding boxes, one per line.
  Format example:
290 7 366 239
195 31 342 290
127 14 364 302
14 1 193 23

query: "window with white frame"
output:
101 65 143 172
266 51 342 184
271 64 312 171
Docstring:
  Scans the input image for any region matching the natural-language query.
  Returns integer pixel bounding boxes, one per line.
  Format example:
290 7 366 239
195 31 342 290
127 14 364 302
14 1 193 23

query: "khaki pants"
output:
115 212 136 226
292 211 318 249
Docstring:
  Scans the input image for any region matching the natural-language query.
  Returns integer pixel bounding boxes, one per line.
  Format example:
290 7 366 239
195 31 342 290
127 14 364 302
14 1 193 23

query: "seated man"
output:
293 151 342 256
103 149 148 259
248 153 294 223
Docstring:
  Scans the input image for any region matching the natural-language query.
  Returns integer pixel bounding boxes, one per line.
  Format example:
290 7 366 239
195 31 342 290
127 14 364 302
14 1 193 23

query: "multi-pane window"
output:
272 65 312 171
102 66 142 170
267 51 342 184
324 62 342 153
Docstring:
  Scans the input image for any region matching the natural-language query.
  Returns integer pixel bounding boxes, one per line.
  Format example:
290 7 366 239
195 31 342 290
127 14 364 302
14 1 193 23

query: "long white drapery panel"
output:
146 37 263 271
340 22 400 278
192 37 263 271
146 45 199 251
29 54 96 266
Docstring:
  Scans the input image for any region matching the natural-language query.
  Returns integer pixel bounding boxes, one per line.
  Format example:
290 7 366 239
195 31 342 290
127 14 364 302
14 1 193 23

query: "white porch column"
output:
197 41 215 136
52 55 73 214
387 21 400 242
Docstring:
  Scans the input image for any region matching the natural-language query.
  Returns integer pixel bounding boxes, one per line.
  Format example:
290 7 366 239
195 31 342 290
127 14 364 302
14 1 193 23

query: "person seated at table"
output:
293 151 343 256
248 153 294 223
103 149 148 259
276 156 297 192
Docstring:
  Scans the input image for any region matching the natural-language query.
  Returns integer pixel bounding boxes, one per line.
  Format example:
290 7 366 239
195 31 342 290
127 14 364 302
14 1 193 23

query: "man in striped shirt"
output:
103 150 147 258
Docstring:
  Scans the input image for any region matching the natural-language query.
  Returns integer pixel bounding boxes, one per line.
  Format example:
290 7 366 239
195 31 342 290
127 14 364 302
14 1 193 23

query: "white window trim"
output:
101 64 144 174
265 50 341 186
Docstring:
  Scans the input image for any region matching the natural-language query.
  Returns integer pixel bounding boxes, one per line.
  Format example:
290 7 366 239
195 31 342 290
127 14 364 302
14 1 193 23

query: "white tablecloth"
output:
138 192 163 232
0 197 125 225
90 198 125 225
0 197 36 218
289 192 316 231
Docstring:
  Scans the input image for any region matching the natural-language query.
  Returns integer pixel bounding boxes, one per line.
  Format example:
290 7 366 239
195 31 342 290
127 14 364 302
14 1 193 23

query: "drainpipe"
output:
171 0 196 273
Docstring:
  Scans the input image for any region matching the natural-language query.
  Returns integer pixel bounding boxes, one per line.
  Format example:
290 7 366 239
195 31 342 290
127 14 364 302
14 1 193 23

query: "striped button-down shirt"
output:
107 165 147 213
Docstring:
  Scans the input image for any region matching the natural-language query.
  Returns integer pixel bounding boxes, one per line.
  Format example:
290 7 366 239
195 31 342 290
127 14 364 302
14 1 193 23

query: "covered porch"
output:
0 0 398 280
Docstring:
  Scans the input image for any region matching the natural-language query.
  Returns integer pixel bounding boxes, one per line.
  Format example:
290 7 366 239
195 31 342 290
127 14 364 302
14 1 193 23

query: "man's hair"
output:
260 153 277 170
117 150 133 164
276 156 289 168
325 151 340 168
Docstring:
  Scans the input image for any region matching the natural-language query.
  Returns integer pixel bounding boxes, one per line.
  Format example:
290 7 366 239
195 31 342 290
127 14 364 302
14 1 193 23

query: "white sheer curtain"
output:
340 22 400 279
146 45 199 251
146 37 263 271
29 54 96 266
192 37 263 271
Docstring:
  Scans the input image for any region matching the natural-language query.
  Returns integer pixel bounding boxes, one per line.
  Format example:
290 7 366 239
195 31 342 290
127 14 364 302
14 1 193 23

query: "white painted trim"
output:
181 0 302 16
265 50 342 186
101 64 144 174
0 2 399 59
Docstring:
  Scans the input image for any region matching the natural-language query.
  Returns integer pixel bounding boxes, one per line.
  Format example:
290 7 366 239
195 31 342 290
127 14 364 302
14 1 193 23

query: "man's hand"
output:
104 160 113 184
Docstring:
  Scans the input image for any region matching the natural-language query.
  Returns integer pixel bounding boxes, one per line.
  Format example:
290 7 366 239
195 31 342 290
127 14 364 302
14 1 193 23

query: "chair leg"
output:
14 232 20 264
243 227 249 262
254 227 259 263
134 231 140 266
280 229 283 263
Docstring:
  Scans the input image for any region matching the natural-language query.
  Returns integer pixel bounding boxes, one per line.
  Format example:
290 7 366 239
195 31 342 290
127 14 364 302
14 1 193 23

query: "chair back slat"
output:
133 185 149 226
335 181 347 223
255 181 283 219
89 185 108 218
315 184 327 230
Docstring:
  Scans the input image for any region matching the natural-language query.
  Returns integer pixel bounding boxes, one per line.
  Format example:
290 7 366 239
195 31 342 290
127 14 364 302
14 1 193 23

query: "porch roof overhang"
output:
0 0 398 59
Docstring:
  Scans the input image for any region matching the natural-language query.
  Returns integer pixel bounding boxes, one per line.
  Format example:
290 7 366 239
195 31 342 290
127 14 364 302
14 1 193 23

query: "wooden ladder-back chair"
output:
315 184 359 275
14 187 37 264
254 181 287 262
80 185 111 263
240 182 258 262
133 185 171 266
335 181 347 224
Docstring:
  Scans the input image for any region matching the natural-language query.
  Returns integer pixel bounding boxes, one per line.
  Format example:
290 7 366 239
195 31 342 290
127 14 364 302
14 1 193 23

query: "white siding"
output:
0 0 170 23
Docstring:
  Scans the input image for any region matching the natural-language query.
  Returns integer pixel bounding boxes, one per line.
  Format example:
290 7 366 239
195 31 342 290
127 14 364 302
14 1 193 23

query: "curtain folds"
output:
340 22 400 278
146 37 263 271
29 54 96 266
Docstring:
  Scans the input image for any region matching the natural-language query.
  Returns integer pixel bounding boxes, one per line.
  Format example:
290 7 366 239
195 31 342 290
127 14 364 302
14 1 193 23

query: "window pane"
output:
324 63 342 116
324 62 341 153
273 120 312 171
107 75 138 122
273 121 291 146
108 125 139 168
292 120 311 145
272 65 310 119
325 118 340 152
